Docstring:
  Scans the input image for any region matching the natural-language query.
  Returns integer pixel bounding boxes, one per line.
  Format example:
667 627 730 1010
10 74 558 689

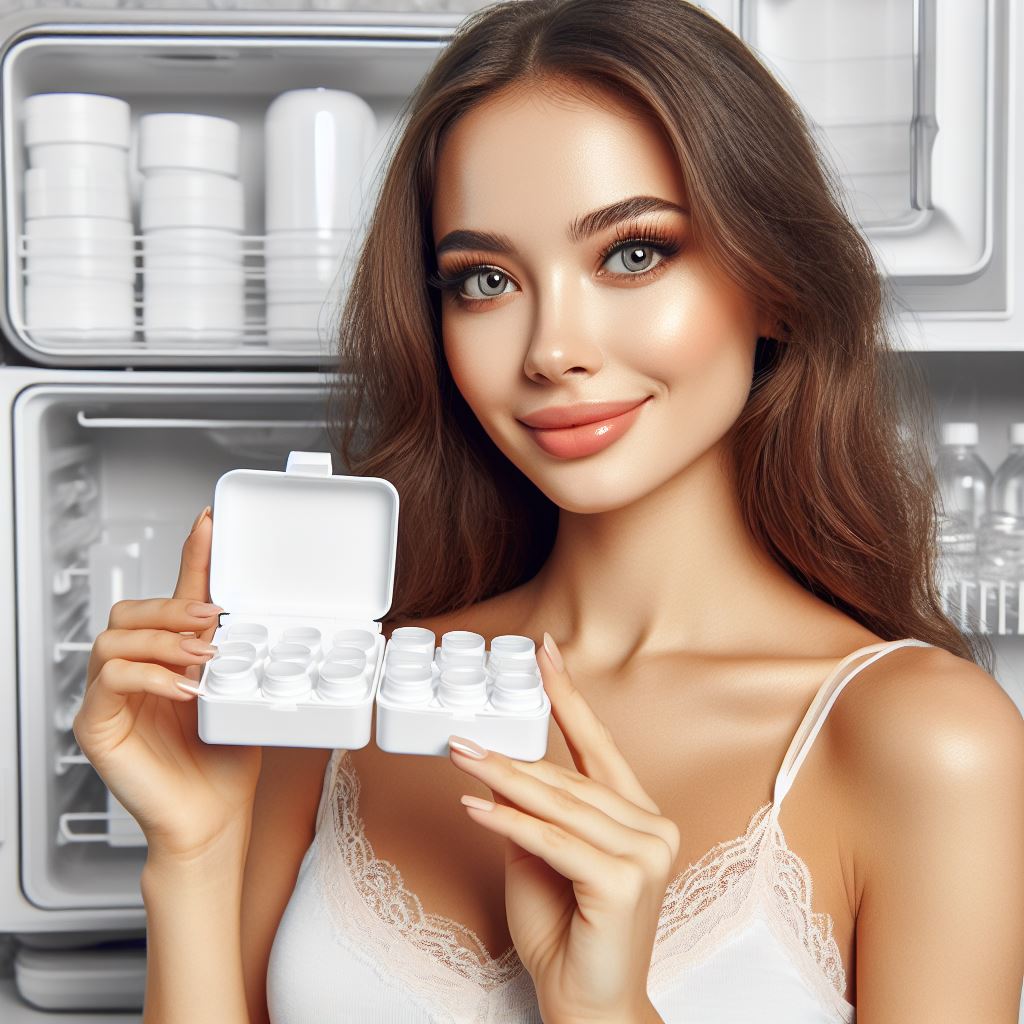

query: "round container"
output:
490 670 544 712
332 628 376 655
262 659 312 701
322 645 367 670
226 623 269 660
281 626 322 661
385 647 433 674
438 666 488 708
380 662 433 705
215 640 259 666
490 635 536 660
143 283 245 346
489 653 540 678
316 660 367 704
143 227 244 270
28 142 127 174
204 656 260 698
141 170 244 231
138 113 240 177
388 626 436 656
24 93 131 149
24 165 130 220
25 279 134 343
440 630 485 665
268 641 314 668
264 88 377 233
24 217 135 282
264 228 352 300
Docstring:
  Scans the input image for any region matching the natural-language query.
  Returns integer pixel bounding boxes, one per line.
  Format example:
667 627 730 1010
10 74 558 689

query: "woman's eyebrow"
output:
434 195 687 258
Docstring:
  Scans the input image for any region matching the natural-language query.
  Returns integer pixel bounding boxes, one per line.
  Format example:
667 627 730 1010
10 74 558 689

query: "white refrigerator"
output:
0 0 1020 1019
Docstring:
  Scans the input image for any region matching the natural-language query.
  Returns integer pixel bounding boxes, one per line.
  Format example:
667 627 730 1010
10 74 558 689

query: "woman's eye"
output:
462 269 517 300
602 242 663 276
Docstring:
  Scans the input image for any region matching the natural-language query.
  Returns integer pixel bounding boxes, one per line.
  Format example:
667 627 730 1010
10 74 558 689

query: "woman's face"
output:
432 81 767 514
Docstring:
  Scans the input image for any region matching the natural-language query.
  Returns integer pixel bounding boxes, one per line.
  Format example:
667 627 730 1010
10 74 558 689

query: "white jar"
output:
23 217 135 283
24 165 131 221
140 171 245 346
138 113 240 177
264 89 375 346
264 88 376 234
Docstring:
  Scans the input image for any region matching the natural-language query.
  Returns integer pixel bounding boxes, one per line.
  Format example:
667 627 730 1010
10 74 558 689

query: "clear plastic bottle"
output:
991 422 1024 517
978 423 1024 627
934 422 992 585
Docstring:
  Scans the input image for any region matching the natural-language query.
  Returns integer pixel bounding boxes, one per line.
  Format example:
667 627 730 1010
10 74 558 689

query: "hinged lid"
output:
208 451 399 621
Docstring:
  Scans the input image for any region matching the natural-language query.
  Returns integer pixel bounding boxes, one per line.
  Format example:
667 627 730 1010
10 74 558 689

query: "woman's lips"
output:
523 397 651 459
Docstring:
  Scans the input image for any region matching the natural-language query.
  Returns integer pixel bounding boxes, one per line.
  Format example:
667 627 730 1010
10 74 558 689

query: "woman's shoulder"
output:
829 641 1024 879
828 641 1022 791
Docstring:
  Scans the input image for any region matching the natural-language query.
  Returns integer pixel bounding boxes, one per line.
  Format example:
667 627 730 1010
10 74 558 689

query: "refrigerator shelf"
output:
16 232 355 356
939 576 1024 635
76 410 326 430
57 811 144 848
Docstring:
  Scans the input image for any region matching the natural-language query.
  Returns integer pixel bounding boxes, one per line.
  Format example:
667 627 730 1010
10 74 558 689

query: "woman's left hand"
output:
447 632 679 1024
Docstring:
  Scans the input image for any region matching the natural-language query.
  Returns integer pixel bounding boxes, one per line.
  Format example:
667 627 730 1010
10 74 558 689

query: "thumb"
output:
173 505 213 604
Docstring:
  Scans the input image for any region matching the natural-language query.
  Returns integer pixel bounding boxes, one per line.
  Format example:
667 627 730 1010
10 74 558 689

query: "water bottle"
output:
991 422 1024 517
934 422 992 586
978 424 1024 630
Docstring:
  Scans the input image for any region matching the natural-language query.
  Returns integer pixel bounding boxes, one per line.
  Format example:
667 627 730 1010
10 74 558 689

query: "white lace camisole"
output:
267 637 933 1023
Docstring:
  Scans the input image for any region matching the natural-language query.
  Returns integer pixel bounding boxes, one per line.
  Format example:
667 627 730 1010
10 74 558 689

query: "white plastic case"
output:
375 641 552 761
197 449 398 749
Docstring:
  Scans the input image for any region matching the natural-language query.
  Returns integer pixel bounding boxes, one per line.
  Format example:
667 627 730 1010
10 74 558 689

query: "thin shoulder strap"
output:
769 638 933 820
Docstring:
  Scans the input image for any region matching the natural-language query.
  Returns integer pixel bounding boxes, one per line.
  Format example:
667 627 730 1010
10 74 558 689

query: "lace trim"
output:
322 748 852 1015
327 749 526 991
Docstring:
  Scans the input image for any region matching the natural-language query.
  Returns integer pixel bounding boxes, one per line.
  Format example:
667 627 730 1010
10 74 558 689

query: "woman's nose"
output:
521 277 604 383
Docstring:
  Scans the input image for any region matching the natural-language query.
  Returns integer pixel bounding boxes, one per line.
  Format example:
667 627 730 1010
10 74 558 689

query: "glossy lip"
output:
520 397 652 460
517 397 650 429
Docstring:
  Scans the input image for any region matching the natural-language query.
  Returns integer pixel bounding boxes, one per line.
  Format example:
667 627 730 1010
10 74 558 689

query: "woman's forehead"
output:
432 84 688 244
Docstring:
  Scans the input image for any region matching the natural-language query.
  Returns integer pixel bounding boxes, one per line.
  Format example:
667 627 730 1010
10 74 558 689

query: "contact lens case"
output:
376 629 551 760
196 450 399 749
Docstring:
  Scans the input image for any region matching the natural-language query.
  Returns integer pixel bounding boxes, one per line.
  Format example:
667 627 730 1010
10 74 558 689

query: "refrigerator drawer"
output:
0 12 459 367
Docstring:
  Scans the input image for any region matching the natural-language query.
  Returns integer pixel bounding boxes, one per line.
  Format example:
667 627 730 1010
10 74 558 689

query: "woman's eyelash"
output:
426 224 682 296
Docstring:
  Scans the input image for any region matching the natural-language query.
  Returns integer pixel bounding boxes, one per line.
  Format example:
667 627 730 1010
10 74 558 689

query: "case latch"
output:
285 451 333 477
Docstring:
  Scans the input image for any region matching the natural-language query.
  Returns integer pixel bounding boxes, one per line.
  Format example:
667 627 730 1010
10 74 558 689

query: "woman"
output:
74 1 1024 1021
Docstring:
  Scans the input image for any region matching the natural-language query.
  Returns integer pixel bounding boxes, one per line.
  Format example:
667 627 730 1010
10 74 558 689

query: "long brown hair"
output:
326 0 991 671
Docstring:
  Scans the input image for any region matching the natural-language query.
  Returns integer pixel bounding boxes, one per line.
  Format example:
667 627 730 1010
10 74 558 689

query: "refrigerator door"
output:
706 0 1012 327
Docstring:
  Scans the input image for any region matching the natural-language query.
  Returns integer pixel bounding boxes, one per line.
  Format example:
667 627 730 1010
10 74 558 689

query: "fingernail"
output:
186 601 223 618
460 794 494 812
175 680 202 696
543 632 564 673
180 638 218 656
449 735 488 760
189 506 211 535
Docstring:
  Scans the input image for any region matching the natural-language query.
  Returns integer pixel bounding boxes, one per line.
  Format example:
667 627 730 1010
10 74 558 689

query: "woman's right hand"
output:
73 506 263 863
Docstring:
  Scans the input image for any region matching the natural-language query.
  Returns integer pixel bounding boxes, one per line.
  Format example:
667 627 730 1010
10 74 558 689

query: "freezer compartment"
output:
0 15 454 366
13 381 331 910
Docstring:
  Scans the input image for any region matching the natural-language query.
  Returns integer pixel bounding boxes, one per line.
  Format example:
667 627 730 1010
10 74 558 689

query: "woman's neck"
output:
522 440 825 667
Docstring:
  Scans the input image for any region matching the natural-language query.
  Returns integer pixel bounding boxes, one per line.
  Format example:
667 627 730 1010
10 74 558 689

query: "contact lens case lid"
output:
208 450 399 620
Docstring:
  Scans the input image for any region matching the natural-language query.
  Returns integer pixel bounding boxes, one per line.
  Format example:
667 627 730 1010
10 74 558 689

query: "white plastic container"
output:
138 112 241 177
196 450 400 749
23 165 131 221
375 634 551 760
23 92 131 150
